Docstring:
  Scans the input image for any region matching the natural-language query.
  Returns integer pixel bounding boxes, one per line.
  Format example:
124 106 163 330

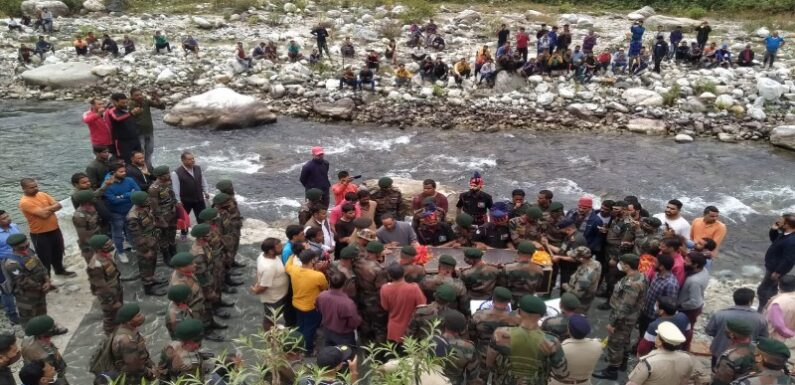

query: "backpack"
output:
88 334 116 377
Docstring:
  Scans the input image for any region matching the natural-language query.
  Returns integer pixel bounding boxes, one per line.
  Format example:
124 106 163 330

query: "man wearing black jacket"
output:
126 151 152 191
652 35 669 73
299 147 331 208
758 213 795 311
107 93 142 164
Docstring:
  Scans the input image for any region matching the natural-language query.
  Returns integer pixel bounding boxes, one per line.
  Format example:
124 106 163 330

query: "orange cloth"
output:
73 40 87 48
690 217 727 256
331 182 359 207
19 192 59 234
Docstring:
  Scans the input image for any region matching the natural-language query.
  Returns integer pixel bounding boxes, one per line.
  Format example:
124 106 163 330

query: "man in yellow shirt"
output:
690 205 726 260
285 249 328 355
395 63 412 87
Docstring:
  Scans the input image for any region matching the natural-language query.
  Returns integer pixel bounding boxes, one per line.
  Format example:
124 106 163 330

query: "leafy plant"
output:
693 79 716 95
685 5 707 19
662 83 681 107
432 84 447 97
557 2 575 13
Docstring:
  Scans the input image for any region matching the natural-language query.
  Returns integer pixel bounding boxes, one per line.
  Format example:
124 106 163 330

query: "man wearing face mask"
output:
598 201 633 310
475 204 514 250
159 319 212 381
127 191 167 296
86 235 123 335
110 303 158 384
456 172 493 227
0 333 21 384
562 246 602 311
20 315 68 385
19 360 57 385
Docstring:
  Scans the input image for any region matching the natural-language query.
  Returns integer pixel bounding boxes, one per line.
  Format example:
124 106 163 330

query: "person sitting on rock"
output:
33 9 43 31
580 52 596 83
419 56 434 81
546 50 566 73
424 18 438 36
701 41 718 67
432 57 448 81
40 7 53 32
537 31 550 55
122 35 136 56
737 44 754 67
596 48 611 73
714 44 732 68
236 41 253 69
20 15 31 26
34 35 54 60
394 63 412 87
85 31 100 54
570 45 584 77
385 38 397 65
359 65 375 91
474 44 492 74
408 22 423 48
7 16 23 32
535 51 549 73
287 39 302 62
452 58 471 86
264 41 278 60
340 37 355 59
632 46 650 75
73 36 88 56
182 35 199 56
511 49 525 70
411 46 427 62
309 49 321 65
431 34 445 51
101 34 119 57
479 57 496 87
252 42 266 60
18 44 33 64
675 41 690 62
496 42 514 70
339 66 357 90
519 57 537 77
153 31 171 53
688 42 703 65
365 50 380 72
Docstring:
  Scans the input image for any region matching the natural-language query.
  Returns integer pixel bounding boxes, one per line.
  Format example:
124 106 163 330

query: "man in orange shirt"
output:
380 263 426 345
331 171 358 207
18 178 76 277
690 205 727 259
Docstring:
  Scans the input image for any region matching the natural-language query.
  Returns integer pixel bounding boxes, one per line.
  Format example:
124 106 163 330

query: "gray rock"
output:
757 77 785 101
627 118 666 134
21 0 69 16
644 15 701 32
21 62 99 88
163 87 276 129
453 9 480 24
674 133 694 143
770 125 795 151
623 88 663 106
313 97 355 120
82 0 104 11
493 71 525 94
717 132 736 142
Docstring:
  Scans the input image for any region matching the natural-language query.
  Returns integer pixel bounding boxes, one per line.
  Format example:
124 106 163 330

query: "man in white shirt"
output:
305 206 334 252
654 199 691 238
251 237 289 330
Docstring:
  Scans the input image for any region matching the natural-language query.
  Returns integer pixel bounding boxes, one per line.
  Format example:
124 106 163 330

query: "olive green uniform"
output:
111 325 156 383
713 343 756 385
169 271 207 328
471 308 519 382
460 264 503 300
148 179 177 261
127 204 159 284
488 326 568 385
87 252 124 334
442 335 481 385
4 250 49 326
353 257 388 343
72 206 100 262
22 336 69 385
371 187 403 227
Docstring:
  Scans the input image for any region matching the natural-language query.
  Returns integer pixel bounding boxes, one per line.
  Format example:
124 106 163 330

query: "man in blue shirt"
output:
103 162 141 263
763 31 786 69
0 211 21 324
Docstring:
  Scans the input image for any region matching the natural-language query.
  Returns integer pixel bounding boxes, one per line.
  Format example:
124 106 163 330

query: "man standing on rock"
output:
311 23 332 60
18 178 76 277
757 214 795 311
696 21 712 49
106 93 142 164
763 31 785 69
129 88 165 169
300 147 331 208
172 151 210 233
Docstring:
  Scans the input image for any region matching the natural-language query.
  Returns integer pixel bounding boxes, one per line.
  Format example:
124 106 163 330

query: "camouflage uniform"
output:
407 302 450 340
111 325 156 383
453 224 479 248
606 272 648 366
713 343 756 385
508 217 543 246
540 315 571 340
159 341 209 381
329 261 357 298
190 241 217 324
403 263 426 284
562 259 602 311
72 206 100 262
371 187 403 227
731 369 793 385
297 200 316 226
442 335 481 385
205 219 227 297
165 304 195 340
488 326 568 385
460 263 503 300
421 275 470 316
604 217 631 297
471 308 519 382
86 252 124 334
127 205 159 285
215 204 238 269
502 261 544 302
148 179 177 261
21 337 68 385
353 257 388 343
4 249 49 326
169 271 207 327
633 229 662 256
225 195 244 261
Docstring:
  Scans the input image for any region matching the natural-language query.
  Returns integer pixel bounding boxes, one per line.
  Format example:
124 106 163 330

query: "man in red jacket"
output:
82 98 113 151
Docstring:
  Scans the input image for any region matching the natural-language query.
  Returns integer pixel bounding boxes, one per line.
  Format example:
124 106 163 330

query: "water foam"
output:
355 134 414 151
651 194 759 223
429 154 498 170
205 153 262 174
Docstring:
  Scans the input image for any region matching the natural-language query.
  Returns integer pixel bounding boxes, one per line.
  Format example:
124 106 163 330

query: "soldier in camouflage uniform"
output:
633 217 663 255
540 293 581 341
197 208 233 299
215 180 244 266
354 241 389 344
508 206 545 248
212 193 244 289
3 234 59 329
371 177 403 227
86 235 124 335
408 284 458 340
713 320 757 385
166 285 196 340
127 191 168 296
502 242 545 302
71 190 100 263
450 213 479 248
398 246 426 283
438 310 480 385
459 248 502 300
561 246 602 311
593 253 648 380
159 319 212 382
421 254 470 316
541 202 567 247
21 315 68 385
470 287 520 383
598 200 633 309
169 252 225 342
110 303 158 384
731 337 792 385
190 224 231 326
298 188 324 226
148 166 177 264
331 246 358 298
486 295 568 385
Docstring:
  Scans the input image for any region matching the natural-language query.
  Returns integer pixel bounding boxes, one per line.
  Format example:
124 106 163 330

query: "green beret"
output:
168 285 191 303
435 284 457 303
757 337 791 359
216 180 233 193
525 207 543 220
378 177 393 188
174 319 204 342
560 293 581 311
518 295 546 315
493 286 512 302
463 248 483 259
73 190 95 205
212 193 231 205
549 202 564 212
305 188 323 201
24 315 54 336
5 234 27 247
455 213 474 227
198 208 218 221
352 217 373 230
171 252 195 268
619 253 640 269
726 319 753 337
131 191 149 205
153 165 170 177
340 245 359 260
190 223 211 238
442 310 467 333
89 234 111 250
115 303 141 323
517 241 536 255
438 254 457 267
400 245 417 257
642 217 662 228
366 241 384 254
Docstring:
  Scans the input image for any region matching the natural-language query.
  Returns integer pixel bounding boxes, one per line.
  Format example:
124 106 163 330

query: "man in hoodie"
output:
652 35 669 73
103 161 141 263
106 93 142 163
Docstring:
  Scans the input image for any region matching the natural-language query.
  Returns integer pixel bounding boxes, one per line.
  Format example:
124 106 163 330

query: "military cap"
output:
212 193 231 205
168 285 191 303
171 252 195 268
517 241 536 255
438 254 457 267
757 337 791 359
556 218 575 229
0 334 16 351
568 314 591 339
152 165 170 177
5 234 26 247
435 284 457 303
190 223 211 238
73 190 95 205
353 217 373 230
559 293 581 312
89 234 111 250
216 179 233 193
316 345 354 369
305 188 323 201
366 241 384 254
549 202 564 212
726 319 752 336
356 229 377 242
198 208 218 221
463 248 483 259
174 319 204 342
400 245 417 257
340 245 359 260
378 177 393 188
442 310 467 333
525 206 544 220
518 295 546 315
25 315 54 336
613 200 628 208
116 303 141 323
619 253 640 269
493 286 512 302
641 217 662 228
455 213 474 227
657 321 686 344
131 191 149 205
567 246 592 258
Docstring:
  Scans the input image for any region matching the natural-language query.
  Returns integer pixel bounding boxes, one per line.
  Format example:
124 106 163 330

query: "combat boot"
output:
144 284 167 296
592 365 619 381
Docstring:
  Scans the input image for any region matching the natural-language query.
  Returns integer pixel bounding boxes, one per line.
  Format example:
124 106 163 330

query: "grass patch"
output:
684 5 707 19
432 83 447 97
662 84 681 107
693 79 716 95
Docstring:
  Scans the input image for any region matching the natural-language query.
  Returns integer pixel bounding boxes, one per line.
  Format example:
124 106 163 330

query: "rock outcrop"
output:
770 126 795 150
163 87 277 129
21 62 99 88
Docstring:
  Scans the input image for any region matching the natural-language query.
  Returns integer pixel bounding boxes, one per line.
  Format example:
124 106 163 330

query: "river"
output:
1 100 794 269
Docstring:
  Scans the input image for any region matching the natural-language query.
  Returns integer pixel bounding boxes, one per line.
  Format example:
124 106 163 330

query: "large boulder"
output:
453 9 481 24
82 0 104 11
626 118 666 135
21 62 99 88
770 126 795 151
623 88 663 106
493 71 525 93
361 177 458 220
163 87 277 129
644 15 701 32
628 6 655 19
312 98 355 120
757 77 785 101
21 0 69 16
353 26 379 42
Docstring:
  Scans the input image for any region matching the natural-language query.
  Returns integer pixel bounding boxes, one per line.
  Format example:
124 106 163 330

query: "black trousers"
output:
180 199 206 234
757 270 779 312
30 229 65 273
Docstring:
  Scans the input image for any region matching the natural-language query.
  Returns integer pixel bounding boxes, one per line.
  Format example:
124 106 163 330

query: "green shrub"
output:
432 84 446 97
396 0 435 24
685 5 707 19
557 2 575 13
693 79 716 95
662 83 681 107
0 0 23 16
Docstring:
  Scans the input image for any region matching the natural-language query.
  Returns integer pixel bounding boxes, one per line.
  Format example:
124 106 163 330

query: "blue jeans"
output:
296 309 321 353
140 134 154 169
110 212 133 253
0 289 19 324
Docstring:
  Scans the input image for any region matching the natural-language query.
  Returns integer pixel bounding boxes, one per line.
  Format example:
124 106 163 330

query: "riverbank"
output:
2 2 795 149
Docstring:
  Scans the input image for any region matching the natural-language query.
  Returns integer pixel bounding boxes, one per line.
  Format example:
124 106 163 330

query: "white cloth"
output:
171 165 210 203
653 213 691 239
255 254 289 303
